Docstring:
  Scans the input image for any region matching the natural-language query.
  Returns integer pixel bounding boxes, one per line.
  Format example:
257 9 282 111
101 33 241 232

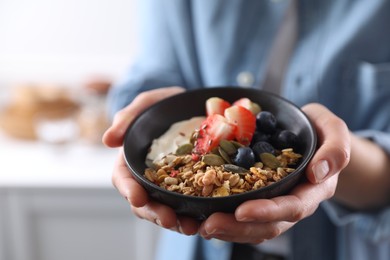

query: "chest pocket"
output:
345 61 390 131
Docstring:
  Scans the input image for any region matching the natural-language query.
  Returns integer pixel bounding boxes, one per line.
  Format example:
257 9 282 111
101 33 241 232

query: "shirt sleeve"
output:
322 200 390 243
321 128 390 242
106 0 185 118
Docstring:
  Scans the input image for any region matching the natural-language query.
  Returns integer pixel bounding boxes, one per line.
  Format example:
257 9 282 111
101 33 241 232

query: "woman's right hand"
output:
102 86 200 235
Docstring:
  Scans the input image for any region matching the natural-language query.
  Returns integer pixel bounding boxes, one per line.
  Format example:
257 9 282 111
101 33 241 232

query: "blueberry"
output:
274 130 299 149
256 111 277 134
251 141 275 158
251 131 270 145
232 147 255 169
269 128 282 146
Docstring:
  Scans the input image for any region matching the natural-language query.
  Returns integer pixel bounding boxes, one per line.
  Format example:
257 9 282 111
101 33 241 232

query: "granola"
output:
144 148 302 197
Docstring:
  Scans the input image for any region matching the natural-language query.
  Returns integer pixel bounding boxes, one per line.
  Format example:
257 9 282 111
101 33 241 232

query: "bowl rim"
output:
123 86 317 201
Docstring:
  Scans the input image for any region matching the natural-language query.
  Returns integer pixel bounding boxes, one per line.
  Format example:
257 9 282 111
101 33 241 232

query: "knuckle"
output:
331 145 351 170
113 108 129 123
290 199 318 221
265 224 282 240
290 208 305 222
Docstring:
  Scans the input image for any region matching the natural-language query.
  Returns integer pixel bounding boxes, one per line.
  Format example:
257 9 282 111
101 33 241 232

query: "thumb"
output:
102 86 185 147
302 103 351 184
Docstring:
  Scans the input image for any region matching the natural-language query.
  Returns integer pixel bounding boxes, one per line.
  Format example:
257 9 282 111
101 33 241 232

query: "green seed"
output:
175 143 194 155
259 153 281 169
222 164 249 175
219 140 237 155
230 141 245 149
218 147 232 164
210 146 220 155
202 154 225 166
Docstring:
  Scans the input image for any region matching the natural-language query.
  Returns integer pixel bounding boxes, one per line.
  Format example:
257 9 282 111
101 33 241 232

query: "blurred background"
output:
0 0 160 259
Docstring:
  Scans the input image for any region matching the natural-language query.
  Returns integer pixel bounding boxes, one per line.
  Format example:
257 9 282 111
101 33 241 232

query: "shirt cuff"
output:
322 200 390 243
355 129 390 154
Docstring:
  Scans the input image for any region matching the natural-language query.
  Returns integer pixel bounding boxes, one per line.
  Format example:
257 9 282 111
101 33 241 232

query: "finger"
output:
208 222 294 244
177 216 201 235
132 201 178 229
102 86 185 148
302 103 351 183
235 174 338 223
199 213 294 244
111 149 149 207
132 202 200 235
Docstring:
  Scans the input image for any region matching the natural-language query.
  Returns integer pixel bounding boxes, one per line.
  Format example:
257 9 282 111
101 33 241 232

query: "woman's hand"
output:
103 86 200 236
105 96 351 243
198 103 351 243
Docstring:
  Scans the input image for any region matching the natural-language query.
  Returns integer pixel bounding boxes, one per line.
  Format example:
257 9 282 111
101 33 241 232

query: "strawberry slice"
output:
224 106 256 146
206 97 231 116
232 97 261 115
193 114 236 155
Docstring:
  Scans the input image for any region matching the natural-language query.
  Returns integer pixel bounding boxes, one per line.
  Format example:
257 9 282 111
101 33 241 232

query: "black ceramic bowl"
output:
123 87 317 220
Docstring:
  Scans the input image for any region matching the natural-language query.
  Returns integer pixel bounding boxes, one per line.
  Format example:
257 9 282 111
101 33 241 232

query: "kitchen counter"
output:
0 132 160 260
0 131 118 188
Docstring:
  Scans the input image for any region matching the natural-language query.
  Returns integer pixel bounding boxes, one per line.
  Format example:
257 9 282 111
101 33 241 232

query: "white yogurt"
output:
146 116 205 165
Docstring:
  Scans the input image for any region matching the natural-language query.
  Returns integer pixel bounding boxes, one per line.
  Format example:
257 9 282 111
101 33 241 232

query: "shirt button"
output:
295 75 302 86
237 72 255 87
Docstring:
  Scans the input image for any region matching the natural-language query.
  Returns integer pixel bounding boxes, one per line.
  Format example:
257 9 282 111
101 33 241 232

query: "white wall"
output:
0 0 138 88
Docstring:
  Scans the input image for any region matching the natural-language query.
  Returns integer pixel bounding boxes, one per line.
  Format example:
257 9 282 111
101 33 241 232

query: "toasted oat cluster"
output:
144 148 302 197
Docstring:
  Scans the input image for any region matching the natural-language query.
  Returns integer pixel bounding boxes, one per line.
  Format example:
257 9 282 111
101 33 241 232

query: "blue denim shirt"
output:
108 0 390 259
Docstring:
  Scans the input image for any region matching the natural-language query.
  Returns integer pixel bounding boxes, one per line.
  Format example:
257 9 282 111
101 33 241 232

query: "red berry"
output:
206 97 231 116
232 97 261 115
224 106 256 146
193 114 236 155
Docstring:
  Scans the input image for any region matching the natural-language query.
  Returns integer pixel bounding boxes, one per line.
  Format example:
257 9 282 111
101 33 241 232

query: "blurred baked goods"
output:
78 77 112 144
0 84 80 140
83 76 112 95
0 77 112 144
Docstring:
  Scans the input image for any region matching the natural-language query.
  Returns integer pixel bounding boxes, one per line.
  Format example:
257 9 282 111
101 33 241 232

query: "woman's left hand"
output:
199 103 351 243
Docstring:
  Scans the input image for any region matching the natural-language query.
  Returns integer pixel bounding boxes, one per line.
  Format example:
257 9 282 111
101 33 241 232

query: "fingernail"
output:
155 219 162 226
236 217 254 222
177 219 183 234
313 160 330 183
207 229 217 235
208 228 225 235
201 228 216 236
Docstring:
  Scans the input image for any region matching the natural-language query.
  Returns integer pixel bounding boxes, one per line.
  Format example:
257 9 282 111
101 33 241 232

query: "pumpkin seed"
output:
222 164 249 175
210 146 220 155
230 141 245 149
260 153 281 169
219 140 237 155
202 154 225 166
175 143 194 155
218 147 232 164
